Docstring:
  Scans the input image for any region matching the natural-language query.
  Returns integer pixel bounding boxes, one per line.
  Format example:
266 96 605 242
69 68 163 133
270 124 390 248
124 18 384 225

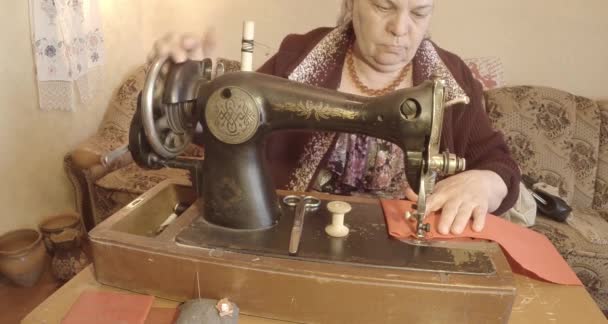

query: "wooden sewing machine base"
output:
89 180 516 323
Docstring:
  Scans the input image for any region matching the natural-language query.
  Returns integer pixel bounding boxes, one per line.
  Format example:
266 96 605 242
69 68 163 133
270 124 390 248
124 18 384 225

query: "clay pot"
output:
0 229 48 287
50 228 89 281
39 212 82 253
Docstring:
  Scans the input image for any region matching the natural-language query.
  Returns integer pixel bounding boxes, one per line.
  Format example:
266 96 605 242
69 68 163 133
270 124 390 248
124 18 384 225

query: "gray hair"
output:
337 0 353 26
336 0 434 39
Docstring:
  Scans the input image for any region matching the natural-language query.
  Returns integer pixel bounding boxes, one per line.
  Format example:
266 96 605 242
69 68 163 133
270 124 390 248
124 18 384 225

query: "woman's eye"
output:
411 10 430 18
374 4 391 12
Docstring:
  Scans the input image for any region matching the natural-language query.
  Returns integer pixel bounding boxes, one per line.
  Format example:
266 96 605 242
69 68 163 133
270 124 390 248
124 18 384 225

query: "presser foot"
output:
416 221 431 239
405 211 431 239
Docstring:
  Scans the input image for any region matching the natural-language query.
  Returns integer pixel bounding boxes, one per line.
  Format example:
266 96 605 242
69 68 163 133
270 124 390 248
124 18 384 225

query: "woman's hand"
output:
404 170 507 235
147 29 216 63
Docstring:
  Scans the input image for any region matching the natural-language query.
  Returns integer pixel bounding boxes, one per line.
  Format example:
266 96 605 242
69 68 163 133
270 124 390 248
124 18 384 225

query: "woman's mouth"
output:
381 45 406 54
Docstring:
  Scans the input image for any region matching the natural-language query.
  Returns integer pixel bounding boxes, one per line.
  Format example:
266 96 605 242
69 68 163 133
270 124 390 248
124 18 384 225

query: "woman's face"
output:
350 0 434 72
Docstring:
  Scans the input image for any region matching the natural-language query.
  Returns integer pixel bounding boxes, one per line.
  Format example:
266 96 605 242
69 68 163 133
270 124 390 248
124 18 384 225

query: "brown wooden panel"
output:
89 180 516 323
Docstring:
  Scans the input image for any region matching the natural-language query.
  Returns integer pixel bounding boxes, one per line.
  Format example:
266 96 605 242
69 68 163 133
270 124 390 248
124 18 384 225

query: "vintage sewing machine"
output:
89 31 516 323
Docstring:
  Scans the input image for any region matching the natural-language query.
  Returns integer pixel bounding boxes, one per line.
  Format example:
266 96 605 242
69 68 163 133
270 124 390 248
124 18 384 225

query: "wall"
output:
0 0 341 234
431 0 608 99
139 0 343 69
0 0 606 234
0 0 147 233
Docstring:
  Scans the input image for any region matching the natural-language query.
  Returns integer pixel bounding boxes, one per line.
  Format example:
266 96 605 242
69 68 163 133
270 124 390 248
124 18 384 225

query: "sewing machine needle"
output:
414 173 429 238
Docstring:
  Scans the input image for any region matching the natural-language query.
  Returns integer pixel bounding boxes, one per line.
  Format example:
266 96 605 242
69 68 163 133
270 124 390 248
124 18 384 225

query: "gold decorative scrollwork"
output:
274 100 359 121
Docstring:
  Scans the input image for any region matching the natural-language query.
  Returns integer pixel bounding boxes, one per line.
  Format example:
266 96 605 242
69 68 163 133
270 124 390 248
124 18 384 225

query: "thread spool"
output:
240 21 255 71
325 201 351 238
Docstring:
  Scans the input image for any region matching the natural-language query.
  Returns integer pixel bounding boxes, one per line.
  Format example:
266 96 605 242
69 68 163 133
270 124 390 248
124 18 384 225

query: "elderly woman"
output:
152 0 520 235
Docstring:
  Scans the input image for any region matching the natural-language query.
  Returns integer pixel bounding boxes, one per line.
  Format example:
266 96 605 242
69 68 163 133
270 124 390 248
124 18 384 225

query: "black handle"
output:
533 189 572 222
522 174 571 222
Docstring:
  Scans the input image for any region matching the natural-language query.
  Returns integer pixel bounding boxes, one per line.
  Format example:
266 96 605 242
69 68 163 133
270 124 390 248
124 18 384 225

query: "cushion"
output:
593 100 608 219
571 96 601 208
95 163 190 195
71 149 102 169
532 210 608 313
463 56 505 90
77 65 149 157
484 86 600 209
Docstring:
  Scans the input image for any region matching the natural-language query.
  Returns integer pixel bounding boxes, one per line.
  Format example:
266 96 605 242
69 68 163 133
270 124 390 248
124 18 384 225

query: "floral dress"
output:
314 134 408 199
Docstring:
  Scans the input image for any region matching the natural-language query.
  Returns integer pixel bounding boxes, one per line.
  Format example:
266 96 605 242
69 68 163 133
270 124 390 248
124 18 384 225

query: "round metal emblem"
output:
205 87 260 144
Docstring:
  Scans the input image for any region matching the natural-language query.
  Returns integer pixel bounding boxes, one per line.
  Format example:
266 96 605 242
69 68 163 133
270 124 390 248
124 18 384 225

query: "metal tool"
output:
100 144 129 167
155 202 190 235
282 195 321 255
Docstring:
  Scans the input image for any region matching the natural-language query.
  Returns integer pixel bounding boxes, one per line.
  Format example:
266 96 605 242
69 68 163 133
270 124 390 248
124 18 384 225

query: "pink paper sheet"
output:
144 308 179 324
62 290 154 324
380 199 582 286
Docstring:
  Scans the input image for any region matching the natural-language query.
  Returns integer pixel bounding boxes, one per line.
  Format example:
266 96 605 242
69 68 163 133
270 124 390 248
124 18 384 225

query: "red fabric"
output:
380 199 582 286
62 291 154 324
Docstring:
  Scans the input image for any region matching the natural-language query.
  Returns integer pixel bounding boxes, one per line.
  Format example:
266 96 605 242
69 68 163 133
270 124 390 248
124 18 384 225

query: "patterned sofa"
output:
64 63 607 314
485 87 608 314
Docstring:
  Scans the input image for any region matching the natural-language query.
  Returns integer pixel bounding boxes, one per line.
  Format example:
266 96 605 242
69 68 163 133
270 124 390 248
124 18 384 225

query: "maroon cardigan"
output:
257 26 521 215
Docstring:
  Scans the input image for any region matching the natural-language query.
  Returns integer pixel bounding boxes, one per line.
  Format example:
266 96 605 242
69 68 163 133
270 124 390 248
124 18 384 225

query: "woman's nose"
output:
388 12 410 37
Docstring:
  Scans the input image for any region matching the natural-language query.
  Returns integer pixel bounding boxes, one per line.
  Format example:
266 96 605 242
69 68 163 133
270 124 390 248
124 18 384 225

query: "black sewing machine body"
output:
87 58 515 323
128 58 466 234
196 71 434 230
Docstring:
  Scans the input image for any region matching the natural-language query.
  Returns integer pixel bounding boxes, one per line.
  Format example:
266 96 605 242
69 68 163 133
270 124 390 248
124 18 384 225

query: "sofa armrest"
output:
69 130 133 175
68 64 151 169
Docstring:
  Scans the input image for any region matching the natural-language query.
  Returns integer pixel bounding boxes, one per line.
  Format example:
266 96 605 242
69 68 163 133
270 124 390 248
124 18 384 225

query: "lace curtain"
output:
29 0 104 111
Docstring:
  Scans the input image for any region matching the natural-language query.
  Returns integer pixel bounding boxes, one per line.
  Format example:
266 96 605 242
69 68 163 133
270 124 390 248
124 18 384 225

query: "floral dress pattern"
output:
320 134 407 199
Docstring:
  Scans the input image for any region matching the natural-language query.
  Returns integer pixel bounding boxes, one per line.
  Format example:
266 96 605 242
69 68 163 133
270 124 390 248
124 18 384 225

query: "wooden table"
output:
24 265 606 323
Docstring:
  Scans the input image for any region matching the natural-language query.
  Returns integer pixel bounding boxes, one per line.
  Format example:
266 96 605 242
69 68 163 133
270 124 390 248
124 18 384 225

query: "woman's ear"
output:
345 0 354 12
338 0 355 25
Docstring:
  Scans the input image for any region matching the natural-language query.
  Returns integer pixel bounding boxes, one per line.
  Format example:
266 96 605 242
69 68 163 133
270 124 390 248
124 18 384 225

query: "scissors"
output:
282 195 321 255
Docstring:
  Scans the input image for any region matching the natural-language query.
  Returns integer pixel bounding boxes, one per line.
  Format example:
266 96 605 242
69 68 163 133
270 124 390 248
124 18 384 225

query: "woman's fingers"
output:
429 194 489 235
202 27 217 58
450 203 476 234
148 31 214 64
437 198 461 235
419 171 496 235
426 192 445 213
471 205 488 232
404 185 418 202
171 48 188 64
181 34 204 61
